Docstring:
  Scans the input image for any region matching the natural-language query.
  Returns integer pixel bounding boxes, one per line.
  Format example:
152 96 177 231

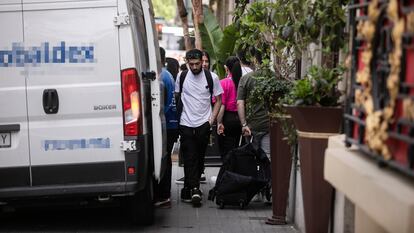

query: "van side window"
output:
130 1 150 71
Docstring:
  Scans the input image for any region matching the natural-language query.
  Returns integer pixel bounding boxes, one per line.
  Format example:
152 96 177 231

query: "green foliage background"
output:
152 0 176 21
199 8 238 78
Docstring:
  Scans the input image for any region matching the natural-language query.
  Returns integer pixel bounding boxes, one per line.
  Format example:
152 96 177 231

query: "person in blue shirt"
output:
154 47 179 208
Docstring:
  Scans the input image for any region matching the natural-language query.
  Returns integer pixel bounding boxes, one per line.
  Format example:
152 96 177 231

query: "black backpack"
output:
175 69 214 122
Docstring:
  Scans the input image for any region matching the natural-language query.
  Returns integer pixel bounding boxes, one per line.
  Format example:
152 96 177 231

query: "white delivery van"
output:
0 0 166 225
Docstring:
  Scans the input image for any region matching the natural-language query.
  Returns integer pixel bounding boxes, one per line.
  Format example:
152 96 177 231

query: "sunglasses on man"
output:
185 53 202 60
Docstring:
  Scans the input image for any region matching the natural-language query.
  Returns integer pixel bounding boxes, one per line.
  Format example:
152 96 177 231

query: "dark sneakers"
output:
181 187 203 206
191 188 202 206
180 187 191 203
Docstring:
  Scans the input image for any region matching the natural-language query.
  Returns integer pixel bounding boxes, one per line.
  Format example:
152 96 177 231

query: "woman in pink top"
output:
217 56 243 158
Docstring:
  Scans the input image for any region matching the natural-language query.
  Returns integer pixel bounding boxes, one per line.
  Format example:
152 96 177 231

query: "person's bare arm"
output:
237 99 251 136
210 94 222 126
217 104 225 135
237 100 246 125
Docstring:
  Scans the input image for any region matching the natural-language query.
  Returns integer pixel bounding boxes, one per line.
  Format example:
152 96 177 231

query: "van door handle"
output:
42 89 59 114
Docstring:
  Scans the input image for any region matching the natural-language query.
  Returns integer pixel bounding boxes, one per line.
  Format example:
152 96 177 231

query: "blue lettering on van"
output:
0 42 95 67
43 138 110 151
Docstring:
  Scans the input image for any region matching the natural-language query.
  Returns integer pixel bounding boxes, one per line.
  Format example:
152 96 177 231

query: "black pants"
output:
180 122 211 189
155 128 179 199
218 111 242 158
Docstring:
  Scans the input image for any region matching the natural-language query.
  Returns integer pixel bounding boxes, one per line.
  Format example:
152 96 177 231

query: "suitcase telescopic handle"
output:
239 136 253 146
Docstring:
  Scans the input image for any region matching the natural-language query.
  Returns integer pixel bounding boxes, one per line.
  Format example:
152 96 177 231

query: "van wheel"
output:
129 176 154 225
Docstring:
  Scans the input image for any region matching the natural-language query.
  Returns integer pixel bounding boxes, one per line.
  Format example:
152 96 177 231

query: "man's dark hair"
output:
159 47 166 65
249 45 269 64
236 48 252 66
185 48 203 60
166 57 179 80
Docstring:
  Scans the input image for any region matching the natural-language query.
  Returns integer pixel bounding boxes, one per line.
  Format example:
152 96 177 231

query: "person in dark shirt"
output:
237 48 270 159
154 47 179 208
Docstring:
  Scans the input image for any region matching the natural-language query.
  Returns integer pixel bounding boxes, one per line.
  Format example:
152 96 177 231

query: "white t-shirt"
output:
241 66 253 76
175 70 223 128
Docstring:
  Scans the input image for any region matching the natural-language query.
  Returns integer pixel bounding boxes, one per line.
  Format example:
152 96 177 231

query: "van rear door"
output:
22 0 125 186
141 0 165 180
0 1 31 189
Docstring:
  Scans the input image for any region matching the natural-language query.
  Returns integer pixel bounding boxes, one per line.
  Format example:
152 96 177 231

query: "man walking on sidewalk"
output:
175 50 216 185
175 49 223 206
237 48 271 203
237 48 270 159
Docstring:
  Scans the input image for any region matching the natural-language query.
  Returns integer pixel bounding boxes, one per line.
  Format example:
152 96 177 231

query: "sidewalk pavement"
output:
140 162 299 233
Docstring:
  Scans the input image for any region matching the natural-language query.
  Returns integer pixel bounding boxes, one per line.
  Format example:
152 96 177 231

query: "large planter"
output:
285 105 343 233
266 116 293 225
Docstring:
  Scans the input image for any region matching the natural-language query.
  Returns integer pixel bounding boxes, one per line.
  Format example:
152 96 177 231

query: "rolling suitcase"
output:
208 140 271 209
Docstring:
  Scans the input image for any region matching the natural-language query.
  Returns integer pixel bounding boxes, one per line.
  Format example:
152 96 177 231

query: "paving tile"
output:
140 162 299 233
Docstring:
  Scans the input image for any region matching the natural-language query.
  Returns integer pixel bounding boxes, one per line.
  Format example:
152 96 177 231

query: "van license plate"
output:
0 133 11 148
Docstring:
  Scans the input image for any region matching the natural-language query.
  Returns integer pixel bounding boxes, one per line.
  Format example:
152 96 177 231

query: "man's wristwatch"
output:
242 122 248 127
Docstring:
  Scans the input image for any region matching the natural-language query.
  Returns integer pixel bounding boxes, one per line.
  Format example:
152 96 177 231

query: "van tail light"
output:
156 23 163 40
121 68 142 136
156 23 163 33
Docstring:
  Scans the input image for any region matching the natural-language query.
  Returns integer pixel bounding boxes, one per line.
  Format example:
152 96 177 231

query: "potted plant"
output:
248 70 297 226
282 65 346 233
280 1 348 231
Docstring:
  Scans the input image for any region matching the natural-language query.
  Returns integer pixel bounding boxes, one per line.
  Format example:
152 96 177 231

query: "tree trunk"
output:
192 0 203 49
176 0 193 50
